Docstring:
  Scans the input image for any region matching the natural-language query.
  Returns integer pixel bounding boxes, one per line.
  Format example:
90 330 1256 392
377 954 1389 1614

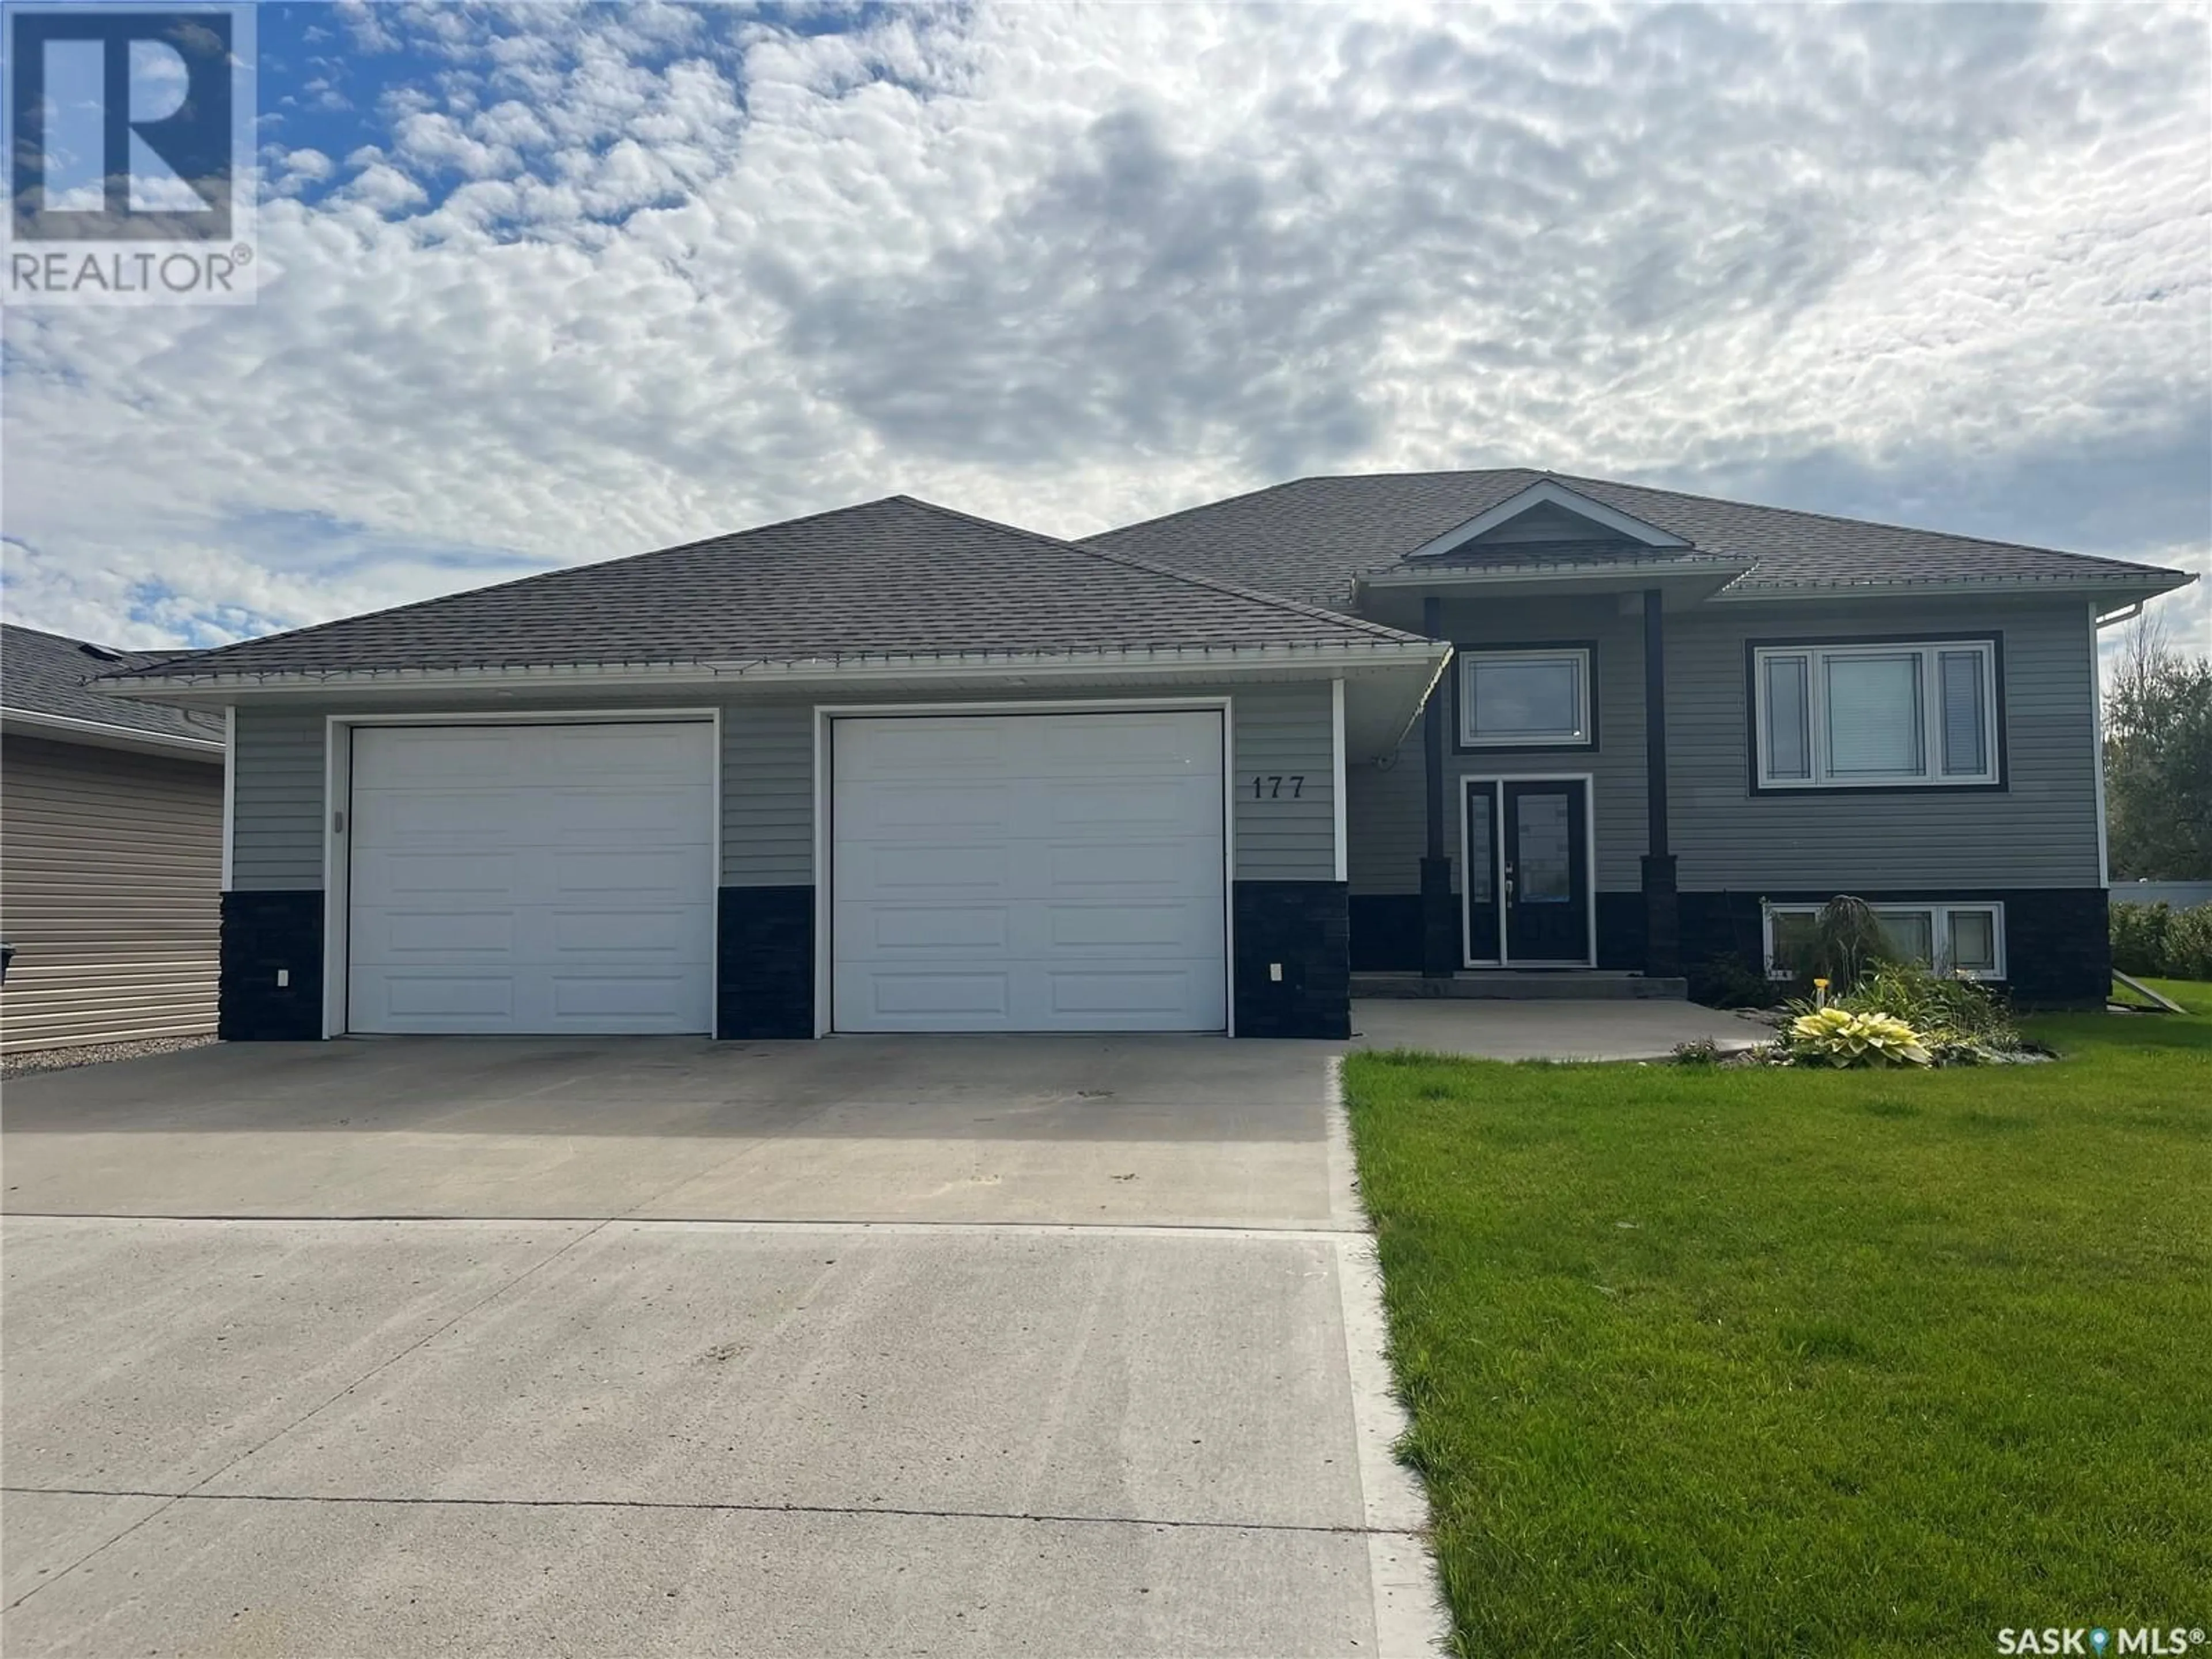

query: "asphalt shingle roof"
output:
1087 469 2195 611
100 496 1427 683
1 624 221 743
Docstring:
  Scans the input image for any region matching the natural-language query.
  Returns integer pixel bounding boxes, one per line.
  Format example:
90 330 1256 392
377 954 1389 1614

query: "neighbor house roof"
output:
1086 468 2199 610
96 496 1438 689
1 624 222 753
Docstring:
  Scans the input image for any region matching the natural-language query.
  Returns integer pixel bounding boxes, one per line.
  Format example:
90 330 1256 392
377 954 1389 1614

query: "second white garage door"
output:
347 722 715 1035
832 710 1228 1032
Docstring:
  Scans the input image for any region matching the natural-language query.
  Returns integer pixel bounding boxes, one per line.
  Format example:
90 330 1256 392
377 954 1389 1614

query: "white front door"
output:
832 710 1227 1032
347 722 714 1034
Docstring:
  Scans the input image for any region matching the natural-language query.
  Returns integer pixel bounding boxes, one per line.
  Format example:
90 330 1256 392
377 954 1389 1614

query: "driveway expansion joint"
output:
2 1485 1399 1539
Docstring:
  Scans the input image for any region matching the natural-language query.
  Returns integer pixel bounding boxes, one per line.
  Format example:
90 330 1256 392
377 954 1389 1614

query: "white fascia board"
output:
96 638 1453 703
1404 479 1692 560
1358 555 1749 593
0 706 225 760
1709 571 2199 603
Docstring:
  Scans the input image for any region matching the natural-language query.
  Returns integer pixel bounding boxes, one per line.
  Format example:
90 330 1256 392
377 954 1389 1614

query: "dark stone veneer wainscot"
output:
1234 880 1351 1039
717 885 815 1040
218 891 324 1040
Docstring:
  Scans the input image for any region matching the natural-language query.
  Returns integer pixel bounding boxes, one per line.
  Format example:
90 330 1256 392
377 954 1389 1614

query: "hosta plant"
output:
1785 1006 1933 1068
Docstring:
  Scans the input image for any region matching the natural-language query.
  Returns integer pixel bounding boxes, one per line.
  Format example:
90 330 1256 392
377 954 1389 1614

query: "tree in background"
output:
2104 612 2212 880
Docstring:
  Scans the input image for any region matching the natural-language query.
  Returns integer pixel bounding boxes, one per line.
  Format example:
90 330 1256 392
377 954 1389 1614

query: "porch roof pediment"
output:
1404 478 1693 561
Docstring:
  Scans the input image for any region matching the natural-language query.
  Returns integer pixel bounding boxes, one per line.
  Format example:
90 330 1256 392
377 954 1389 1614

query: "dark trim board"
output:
717 885 815 1040
1678 887 2109 1009
1742 629 2009 798
1234 880 1350 1038
219 890 324 1040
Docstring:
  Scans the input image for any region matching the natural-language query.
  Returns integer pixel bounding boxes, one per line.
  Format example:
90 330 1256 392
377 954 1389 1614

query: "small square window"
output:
1876 909 1936 966
1460 648 1591 748
1770 910 1819 976
1949 909 1998 974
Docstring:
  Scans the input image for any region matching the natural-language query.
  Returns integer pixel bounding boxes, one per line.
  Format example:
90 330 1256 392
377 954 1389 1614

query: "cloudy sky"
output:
3 0 2209 656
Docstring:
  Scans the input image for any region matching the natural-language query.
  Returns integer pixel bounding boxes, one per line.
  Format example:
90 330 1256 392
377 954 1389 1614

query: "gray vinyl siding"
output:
1349 596 1646 894
724 683 1342 885
230 706 326 889
0 736 221 1051
1230 681 1337 881
721 703 812 885
224 681 1346 897
1668 596 2101 889
1348 592 2103 896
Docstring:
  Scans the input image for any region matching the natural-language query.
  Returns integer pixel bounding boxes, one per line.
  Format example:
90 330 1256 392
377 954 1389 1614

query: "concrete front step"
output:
1351 971 1688 1001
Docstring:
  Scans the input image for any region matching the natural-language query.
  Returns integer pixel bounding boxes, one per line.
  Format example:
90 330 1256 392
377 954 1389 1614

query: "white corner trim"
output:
221 707 236 890
2089 601 2111 889
1404 478 1692 560
1331 678 1349 884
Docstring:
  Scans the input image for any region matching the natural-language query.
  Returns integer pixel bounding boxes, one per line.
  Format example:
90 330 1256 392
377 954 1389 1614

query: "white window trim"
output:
1459 646 1592 748
1752 639 1999 789
1762 900 2007 982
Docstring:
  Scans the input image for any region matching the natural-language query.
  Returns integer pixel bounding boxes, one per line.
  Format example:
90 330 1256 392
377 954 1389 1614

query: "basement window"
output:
1764 902 2006 981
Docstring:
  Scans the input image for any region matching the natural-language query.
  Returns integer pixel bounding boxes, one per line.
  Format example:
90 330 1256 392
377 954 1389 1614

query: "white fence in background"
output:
2112 881 2212 910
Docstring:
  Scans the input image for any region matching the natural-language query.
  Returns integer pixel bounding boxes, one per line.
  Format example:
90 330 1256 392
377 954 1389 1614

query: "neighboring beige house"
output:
1 624 224 1052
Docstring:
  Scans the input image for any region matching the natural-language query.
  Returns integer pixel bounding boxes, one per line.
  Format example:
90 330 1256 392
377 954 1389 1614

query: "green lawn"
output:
1343 984 2212 1658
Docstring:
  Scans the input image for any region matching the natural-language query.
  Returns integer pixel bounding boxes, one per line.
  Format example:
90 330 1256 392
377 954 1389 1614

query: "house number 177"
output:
1251 775 1305 799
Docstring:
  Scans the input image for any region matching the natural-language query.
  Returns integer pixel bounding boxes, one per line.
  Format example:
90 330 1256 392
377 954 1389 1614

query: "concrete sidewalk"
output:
1 1037 1445 1657
1349 997 1768 1062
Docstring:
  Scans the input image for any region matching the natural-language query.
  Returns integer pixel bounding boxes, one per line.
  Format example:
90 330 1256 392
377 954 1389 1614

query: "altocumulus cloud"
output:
1 0 2206 651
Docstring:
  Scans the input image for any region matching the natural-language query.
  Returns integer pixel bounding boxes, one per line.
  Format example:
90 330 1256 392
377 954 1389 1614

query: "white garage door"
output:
832 710 1227 1033
347 722 714 1035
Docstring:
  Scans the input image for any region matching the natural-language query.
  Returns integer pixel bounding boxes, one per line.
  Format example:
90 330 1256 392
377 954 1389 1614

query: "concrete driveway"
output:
1 1037 1442 1657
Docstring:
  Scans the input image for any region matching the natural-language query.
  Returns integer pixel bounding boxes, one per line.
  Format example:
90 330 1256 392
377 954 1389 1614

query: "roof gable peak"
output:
1405 478 1690 559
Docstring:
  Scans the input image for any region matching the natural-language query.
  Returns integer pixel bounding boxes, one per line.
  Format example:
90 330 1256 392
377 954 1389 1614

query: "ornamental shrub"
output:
2111 901 2212 980
1783 1006 1933 1067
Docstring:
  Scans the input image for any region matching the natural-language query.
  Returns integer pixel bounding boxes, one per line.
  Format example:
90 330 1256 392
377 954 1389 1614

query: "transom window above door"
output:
1459 646 1593 749
1751 638 2001 790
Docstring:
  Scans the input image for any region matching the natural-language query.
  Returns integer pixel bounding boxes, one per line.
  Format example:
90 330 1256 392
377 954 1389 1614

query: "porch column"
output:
1641 586 1681 977
1419 597 1459 977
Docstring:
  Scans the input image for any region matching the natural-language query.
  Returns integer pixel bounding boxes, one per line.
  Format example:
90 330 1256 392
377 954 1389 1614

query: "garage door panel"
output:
1041 902 1206 950
850 780 1016 831
363 789 536 842
351 849 521 901
1043 778 1214 832
367 907 519 959
348 724 713 1036
548 849 702 903
856 972 1013 1021
1040 838 1224 895
832 710 1226 1033
547 975 697 1021
1045 969 1214 1018
837 902 1013 953
373 974 518 1021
